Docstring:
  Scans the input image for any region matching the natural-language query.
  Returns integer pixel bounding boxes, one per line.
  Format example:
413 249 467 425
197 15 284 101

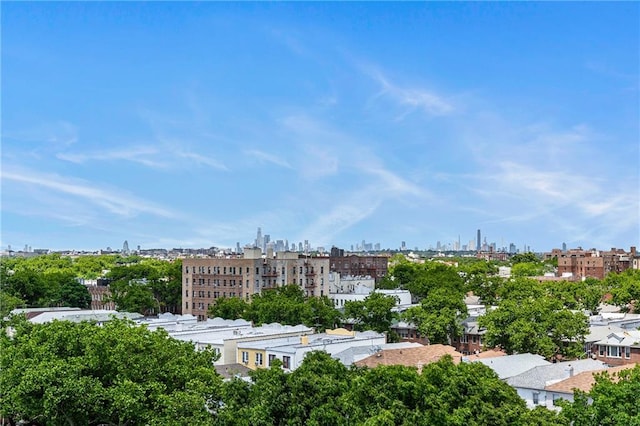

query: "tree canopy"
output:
214 351 569 426
344 292 397 334
0 317 222 426
210 285 341 331
479 281 588 359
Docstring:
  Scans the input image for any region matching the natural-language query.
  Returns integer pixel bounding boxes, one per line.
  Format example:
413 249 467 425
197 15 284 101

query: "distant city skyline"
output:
2 2 638 252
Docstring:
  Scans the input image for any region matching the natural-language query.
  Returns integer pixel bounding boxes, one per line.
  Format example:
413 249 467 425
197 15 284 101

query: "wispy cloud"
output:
57 146 167 168
367 68 454 117
57 145 228 171
2 167 176 219
176 151 228 171
244 149 293 169
3 120 79 148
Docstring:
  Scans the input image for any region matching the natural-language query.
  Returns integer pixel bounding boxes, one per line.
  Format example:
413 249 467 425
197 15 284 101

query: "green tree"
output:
403 288 467 344
479 295 588 359
511 261 544 277
107 264 160 314
344 292 397 334
560 365 640 425
0 317 222 425
511 252 539 264
303 295 342 331
0 291 25 317
607 269 640 313
208 296 249 320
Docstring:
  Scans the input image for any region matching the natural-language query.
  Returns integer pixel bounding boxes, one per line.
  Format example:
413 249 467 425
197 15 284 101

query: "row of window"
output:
185 265 328 275
186 278 246 288
599 345 631 359
241 351 291 369
186 266 245 275
188 290 241 298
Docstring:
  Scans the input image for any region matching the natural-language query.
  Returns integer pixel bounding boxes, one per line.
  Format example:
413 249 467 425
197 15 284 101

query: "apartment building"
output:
182 248 331 320
183 248 391 320
545 246 637 280
329 253 389 284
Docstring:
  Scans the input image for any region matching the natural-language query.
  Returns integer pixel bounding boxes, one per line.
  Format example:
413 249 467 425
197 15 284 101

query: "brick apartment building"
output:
183 248 390 320
329 249 389 284
545 246 637 280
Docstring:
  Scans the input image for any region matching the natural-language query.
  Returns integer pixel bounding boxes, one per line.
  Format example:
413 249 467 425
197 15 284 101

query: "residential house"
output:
544 364 638 405
354 344 464 370
237 328 386 371
472 353 551 380
504 359 607 409
169 322 313 365
592 330 640 366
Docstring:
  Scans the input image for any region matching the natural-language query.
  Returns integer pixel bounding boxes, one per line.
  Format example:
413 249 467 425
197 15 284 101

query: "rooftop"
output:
545 364 638 394
355 344 464 370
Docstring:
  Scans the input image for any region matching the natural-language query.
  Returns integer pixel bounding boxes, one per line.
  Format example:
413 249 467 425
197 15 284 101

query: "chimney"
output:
567 365 574 377
631 247 637 257
300 335 309 345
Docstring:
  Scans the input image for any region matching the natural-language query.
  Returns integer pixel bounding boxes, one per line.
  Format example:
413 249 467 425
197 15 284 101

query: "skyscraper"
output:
476 229 481 251
122 240 130 255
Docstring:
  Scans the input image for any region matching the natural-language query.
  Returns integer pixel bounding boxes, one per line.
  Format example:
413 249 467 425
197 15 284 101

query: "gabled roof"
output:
505 359 607 390
355 344 463 370
545 364 637 394
473 353 551 379
594 330 640 348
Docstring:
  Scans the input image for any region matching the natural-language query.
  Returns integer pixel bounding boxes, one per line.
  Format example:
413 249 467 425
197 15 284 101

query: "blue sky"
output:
2 2 638 252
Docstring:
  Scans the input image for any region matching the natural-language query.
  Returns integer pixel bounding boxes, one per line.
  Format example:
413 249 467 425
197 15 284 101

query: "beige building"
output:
182 248 331 320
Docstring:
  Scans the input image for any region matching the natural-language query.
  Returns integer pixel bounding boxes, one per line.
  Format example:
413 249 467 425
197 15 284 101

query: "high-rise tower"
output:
476 229 481 251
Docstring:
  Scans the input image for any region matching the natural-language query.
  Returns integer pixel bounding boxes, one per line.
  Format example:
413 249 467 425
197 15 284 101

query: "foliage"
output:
378 260 464 301
510 252 539 264
0 317 222 425
107 259 182 315
0 254 180 314
402 288 467 344
511 261 544 277
214 353 545 426
559 365 640 425
0 291 25 317
208 296 249 320
344 292 397 334
545 278 606 313
0 267 90 310
607 269 640 313
479 291 588 359
233 285 341 331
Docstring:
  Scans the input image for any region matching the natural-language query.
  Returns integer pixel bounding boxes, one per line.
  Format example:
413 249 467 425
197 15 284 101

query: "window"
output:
599 345 605 356
269 354 276 366
256 353 263 366
461 335 469 343
532 392 539 405
472 336 477 344
283 356 291 369
607 346 622 358
626 346 631 359
242 351 249 364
